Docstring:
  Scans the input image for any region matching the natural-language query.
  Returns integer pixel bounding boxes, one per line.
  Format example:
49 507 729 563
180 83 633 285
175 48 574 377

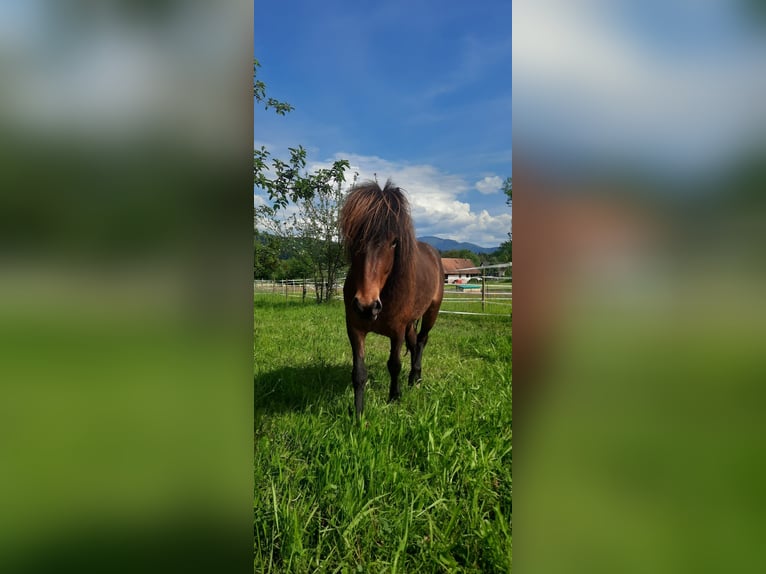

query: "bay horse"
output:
340 180 444 417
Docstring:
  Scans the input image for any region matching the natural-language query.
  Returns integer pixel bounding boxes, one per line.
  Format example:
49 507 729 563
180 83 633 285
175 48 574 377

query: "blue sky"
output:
254 0 512 248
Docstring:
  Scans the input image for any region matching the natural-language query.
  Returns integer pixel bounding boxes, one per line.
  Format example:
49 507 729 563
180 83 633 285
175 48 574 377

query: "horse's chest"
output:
369 320 399 338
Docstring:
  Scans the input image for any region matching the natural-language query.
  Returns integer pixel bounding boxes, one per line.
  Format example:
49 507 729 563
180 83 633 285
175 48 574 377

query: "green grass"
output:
254 298 511 572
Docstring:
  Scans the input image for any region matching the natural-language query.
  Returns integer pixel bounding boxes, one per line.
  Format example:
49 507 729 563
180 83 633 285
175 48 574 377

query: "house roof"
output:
441 258 481 274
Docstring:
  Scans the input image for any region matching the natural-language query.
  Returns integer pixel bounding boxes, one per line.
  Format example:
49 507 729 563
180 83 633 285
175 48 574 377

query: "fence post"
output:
482 267 486 312
302 278 307 303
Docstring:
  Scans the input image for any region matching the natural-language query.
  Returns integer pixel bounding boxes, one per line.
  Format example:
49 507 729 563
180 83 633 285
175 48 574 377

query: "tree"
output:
278 254 314 282
252 60 346 211
496 176 512 267
288 164 352 302
254 148 351 301
503 176 512 206
493 240 512 265
253 58 298 279
254 154 353 299
253 58 352 301
253 230 280 279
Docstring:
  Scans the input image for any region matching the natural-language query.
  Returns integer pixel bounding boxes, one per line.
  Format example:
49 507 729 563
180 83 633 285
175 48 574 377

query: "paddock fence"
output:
254 277 511 317
439 278 512 317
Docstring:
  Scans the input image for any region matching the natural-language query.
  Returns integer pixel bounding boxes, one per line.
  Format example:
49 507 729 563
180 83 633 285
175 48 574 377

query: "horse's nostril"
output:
353 296 366 314
353 296 382 318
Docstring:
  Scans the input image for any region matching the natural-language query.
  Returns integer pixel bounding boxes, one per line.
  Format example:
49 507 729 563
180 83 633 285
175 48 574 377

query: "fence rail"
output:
255 278 511 317
438 281 511 316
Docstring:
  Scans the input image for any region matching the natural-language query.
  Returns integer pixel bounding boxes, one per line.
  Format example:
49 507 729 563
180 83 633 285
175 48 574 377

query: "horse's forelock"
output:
340 180 416 263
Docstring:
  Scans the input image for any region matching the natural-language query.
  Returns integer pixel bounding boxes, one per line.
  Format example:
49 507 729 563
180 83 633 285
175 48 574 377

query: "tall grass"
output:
254 299 511 572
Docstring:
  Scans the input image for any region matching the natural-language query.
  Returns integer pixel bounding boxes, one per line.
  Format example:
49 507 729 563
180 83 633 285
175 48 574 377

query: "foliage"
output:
254 233 317 280
279 254 315 282
253 58 352 298
502 177 512 206
254 299 512 571
502 176 512 252
254 146 324 213
493 239 512 265
253 145 352 294
287 164 353 302
254 230 281 279
253 58 294 116
254 156 352 299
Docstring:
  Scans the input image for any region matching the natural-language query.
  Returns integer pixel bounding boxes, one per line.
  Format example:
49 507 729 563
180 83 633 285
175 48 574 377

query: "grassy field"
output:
254 297 512 572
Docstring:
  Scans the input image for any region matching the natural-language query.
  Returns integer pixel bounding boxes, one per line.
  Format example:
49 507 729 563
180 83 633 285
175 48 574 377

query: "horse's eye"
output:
391 240 398 248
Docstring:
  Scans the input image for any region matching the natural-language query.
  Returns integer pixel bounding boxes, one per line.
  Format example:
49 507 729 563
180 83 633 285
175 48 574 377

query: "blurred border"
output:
0 2 254 573
514 1 766 572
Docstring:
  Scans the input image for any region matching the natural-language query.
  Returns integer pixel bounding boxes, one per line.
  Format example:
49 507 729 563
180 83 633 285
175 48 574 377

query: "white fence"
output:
439 280 512 316
253 279 343 302
254 278 511 316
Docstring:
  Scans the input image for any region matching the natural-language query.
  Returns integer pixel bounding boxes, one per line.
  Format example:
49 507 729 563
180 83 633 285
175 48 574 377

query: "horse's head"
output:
340 179 415 321
350 235 398 319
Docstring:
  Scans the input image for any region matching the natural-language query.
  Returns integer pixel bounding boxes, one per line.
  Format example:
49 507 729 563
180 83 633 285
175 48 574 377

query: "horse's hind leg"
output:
387 335 404 402
405 322 418 386
405 322 417 355
409 303 439 386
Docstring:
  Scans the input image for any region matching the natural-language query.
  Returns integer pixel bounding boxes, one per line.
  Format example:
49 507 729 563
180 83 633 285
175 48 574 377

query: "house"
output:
441 258 481 284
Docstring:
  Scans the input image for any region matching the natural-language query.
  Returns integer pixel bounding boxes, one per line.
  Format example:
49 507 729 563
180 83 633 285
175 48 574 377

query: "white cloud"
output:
309 153 512 247
475 175 502 195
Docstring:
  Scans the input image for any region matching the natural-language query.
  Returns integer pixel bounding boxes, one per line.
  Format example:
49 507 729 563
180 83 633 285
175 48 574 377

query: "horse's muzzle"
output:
354 296 382 320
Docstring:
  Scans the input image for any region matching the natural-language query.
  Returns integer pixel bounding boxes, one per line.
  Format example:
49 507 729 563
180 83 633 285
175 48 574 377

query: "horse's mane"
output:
340 179 416 280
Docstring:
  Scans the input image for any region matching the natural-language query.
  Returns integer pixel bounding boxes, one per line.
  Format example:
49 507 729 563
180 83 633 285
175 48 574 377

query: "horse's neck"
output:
382 259 414 299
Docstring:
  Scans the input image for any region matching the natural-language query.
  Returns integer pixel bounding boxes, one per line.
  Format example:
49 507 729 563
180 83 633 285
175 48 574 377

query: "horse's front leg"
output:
347 325 367 417
387 335 404 402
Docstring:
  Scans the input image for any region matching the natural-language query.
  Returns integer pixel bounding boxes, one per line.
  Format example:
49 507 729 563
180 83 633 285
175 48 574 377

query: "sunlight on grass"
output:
254 299 511 571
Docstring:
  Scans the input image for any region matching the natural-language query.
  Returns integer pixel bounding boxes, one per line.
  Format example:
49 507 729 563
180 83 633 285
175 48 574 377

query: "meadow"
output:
254 296 512 572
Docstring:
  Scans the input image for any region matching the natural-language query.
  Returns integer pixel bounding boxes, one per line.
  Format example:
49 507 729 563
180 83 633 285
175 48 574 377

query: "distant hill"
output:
418 236 498 254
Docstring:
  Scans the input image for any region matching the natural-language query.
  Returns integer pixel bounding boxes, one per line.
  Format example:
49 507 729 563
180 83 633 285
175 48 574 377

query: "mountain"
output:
418 236 499 254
